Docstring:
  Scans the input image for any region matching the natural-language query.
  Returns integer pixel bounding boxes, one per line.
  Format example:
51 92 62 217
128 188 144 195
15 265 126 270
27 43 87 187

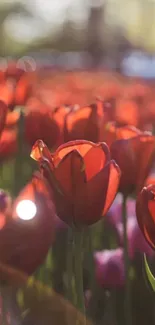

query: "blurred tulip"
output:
31 139 121 226
100 122 141 147
65 102 102 142
110 131 155 194
136 184 155 250
94 248 125 288
0 172 55 274
5 103 64 150
115 98 139 127
25 105 61 149
0 129 17 161
107 195 153 258
0 80 14 106
0 101 8 136
14 73 34 107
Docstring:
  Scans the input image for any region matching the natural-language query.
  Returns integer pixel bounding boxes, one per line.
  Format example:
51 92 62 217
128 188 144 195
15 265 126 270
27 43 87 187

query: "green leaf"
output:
144 254 155 292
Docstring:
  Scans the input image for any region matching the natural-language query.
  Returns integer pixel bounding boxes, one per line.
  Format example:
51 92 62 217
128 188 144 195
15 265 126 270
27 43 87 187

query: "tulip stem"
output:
87 227 95 294
73 227 85 319
122 195 132 325
66 227 74 303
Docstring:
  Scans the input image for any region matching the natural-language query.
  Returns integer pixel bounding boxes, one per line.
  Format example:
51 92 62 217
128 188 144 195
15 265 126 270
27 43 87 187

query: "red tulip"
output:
0 129 17 161
0 101 8 136
0 173 55 274
31 139 121 226
110 132 155 194
136 184 155 250
25 105 61 148
115 98 139 127
65 103 101 142
100 122 141 147
0 80 14 106
5 103 64 150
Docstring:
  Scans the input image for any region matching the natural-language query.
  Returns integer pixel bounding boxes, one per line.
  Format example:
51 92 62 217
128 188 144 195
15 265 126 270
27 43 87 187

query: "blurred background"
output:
1 0 155 76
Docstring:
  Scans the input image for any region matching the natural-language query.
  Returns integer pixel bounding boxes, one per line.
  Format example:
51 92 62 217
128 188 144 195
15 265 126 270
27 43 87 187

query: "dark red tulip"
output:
31 139 121 226
0 173 55 274
136 184 155 250
110 132 155 194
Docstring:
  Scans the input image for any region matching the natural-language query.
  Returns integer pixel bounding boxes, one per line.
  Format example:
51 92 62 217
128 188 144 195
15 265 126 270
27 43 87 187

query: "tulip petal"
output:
54 150 86 198
31 140 54 167
111 134 155 194
75 161 119 225
53 140 96 166
102 160 121 215
66 104 99 142
136 185 155 250
83 142 110 181
67 106 91 133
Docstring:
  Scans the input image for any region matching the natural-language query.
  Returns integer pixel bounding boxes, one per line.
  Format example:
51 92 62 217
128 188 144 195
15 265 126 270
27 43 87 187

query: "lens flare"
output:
16 200 37 220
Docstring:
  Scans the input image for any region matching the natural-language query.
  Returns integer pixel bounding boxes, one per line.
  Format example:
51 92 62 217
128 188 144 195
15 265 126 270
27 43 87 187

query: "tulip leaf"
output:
144 254 155 292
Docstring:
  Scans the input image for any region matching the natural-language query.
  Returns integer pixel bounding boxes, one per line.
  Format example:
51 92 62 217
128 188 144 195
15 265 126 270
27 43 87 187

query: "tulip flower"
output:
0 101 8 136
115 98 139 127
31 139 121 226
107 195 153 258
0 129 17 162
65 103 101 143
5 103 66 151
100 122 141 147
24 105 61 148
0 172 55 274
110 131 155 194
94 248 125 288
136 184 155 250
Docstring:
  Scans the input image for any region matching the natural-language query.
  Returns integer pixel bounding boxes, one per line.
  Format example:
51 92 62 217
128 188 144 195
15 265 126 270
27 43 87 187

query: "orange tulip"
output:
136 184 155 250
31 140 121 226
110 132 155 194
0 173 55 274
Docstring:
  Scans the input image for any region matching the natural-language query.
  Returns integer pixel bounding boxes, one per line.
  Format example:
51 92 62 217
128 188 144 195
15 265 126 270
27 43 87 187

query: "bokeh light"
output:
16 199 37 220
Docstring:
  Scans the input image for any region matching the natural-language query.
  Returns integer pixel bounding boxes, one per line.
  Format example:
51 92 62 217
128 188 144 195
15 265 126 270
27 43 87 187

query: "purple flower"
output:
106 194 154 258
94 248 125 288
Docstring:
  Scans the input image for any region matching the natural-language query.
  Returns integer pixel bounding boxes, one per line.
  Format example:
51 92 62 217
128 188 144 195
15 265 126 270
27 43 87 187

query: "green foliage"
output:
144 254 155 292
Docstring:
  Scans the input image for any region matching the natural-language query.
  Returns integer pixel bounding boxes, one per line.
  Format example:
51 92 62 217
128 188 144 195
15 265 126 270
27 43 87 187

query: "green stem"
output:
87 227 95 294
74 228 85 316
122 195 132 325
66 227 74 303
